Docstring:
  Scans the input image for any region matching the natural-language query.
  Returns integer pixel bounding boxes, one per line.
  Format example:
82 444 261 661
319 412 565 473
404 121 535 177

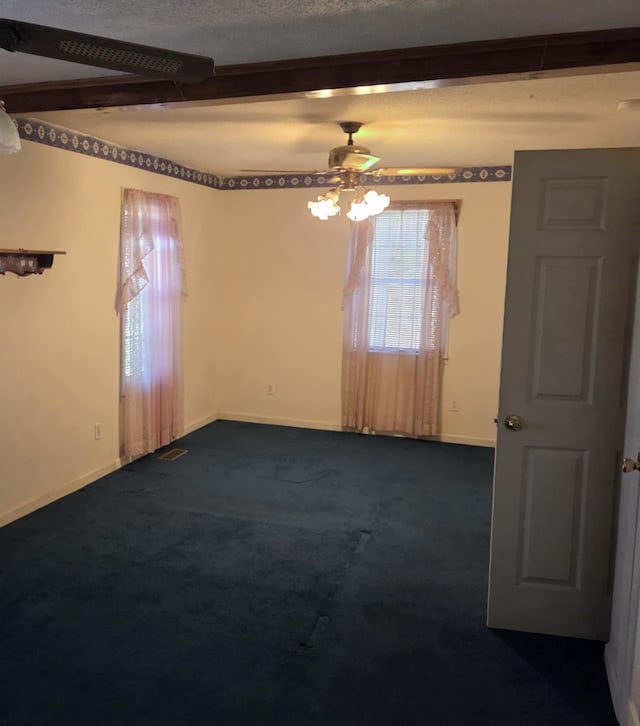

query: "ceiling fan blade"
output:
239 169 330 174
371 166 459 177
0 18 214 83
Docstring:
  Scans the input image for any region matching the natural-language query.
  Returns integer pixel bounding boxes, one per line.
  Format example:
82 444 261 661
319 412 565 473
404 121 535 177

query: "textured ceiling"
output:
2 1 640 176
1 0 639 85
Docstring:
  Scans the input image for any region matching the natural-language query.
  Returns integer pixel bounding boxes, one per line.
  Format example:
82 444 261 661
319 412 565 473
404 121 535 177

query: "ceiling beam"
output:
1 27 639 113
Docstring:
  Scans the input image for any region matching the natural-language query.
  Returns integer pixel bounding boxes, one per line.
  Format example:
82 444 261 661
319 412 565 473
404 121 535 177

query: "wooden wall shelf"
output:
0 249 66 276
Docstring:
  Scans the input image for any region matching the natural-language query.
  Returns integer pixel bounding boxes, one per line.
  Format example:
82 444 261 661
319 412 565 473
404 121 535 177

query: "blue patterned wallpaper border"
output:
223 167 511 189
18 118 512 189
18 118 225 189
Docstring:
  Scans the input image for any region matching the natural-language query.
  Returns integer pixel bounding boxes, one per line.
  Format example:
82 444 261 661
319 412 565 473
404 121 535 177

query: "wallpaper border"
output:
18 118 512 189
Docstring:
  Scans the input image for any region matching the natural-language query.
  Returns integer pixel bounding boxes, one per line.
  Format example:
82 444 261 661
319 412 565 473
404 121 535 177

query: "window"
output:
367 206 433 352
117 189 185 460
121 199 182 380
342 200 459 438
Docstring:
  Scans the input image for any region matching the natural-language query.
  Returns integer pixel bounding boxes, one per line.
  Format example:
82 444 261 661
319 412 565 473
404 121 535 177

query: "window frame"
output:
366 201 457 354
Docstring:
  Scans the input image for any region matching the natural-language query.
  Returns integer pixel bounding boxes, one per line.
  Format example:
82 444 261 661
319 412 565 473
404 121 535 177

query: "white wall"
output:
0 139 512 525
216 182 512 446
0 141 222 524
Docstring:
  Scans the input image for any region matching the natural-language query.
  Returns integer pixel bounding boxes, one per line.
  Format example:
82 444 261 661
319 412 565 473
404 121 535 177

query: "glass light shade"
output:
308 189 341 220
0 105 21 155
364 189 391 215
346 199 371 222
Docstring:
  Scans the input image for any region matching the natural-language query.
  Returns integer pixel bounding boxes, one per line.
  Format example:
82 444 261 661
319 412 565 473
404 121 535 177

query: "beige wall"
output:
216 182 512 446
0 139 512 524
0 141 221 524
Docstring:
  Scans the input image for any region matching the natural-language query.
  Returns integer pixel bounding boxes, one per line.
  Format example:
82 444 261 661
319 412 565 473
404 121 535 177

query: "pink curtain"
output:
117 189 185 460
342 202 459 438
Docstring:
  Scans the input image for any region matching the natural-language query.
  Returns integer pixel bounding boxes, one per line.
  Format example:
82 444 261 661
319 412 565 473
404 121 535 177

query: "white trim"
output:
605 643 626 725
218 412 495 446
217 412 342 432
182 412 219 436
606 643 640 726
431 434 496 448
0 412 220 528
0 458 122 528
0 413 492 528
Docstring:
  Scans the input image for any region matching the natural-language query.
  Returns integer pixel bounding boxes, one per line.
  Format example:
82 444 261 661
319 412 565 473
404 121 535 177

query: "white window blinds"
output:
368 205 434 352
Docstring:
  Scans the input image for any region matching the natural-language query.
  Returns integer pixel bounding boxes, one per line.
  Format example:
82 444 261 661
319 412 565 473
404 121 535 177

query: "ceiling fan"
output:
0 18 214 83
242 121 458 187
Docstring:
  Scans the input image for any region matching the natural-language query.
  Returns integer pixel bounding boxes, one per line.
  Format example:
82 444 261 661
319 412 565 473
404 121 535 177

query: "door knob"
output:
622 453 640 473
504 415 523 431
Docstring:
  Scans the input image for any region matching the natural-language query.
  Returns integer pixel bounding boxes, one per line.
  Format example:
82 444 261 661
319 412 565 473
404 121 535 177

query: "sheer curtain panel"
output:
342 201 459 438
117 189 185 460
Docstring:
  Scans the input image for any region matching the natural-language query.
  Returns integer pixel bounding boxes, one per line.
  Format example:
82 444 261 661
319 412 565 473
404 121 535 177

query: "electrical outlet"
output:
267 384 275 396
449 400 459 413
94 423 102 440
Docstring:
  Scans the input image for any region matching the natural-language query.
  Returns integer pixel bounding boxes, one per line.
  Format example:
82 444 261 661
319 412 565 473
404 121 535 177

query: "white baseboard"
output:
182 412 219 436
0 458 122 529
431 433 496 448
218 412 495 447
605 644 625 725
0 411 220 529
605 642 640 726
0 413 492 529
217 411 342 432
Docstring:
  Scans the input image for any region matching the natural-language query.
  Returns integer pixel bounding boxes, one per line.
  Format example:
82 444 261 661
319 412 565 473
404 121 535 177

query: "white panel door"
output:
487 148 640 640
606 260 640 726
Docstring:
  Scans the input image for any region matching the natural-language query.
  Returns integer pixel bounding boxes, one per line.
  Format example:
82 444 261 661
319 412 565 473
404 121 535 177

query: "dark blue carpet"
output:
0 421 616 725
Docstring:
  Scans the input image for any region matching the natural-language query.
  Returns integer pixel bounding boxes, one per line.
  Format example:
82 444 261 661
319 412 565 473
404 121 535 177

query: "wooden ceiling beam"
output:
1 27 639 113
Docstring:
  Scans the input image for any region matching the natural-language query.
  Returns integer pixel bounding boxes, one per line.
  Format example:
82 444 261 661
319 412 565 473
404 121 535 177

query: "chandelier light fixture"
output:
308 181 390 222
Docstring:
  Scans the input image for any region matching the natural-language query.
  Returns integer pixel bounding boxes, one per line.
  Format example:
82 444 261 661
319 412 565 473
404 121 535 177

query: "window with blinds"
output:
368 205 434 352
